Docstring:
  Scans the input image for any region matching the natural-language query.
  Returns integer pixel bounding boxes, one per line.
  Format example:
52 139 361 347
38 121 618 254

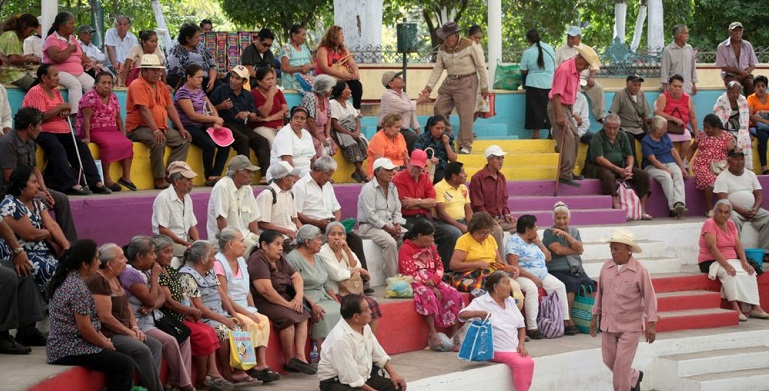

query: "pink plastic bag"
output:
617 181 642 221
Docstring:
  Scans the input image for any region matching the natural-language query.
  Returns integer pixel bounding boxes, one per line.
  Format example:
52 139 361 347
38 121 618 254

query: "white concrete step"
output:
583 257 681 279
681 368 769 391
580 239 668 260
657 346 769 377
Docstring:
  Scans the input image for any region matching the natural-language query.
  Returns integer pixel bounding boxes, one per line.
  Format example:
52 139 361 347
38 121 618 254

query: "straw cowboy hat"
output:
138 54 165 69
436 22 460 39
609 228 643 253
574 44 601 69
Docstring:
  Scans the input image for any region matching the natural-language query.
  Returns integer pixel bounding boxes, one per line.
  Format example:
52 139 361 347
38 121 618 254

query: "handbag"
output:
710 159 727 175
228 330 257 370
537 291 565 338
457 314 494 361
448 265 497 293
338 271 364 296
331 54 354 76
493 60 522 90
666 107 686 135
617 180 642 221
385 274 414 298
152 312 191 344
572 285 596 334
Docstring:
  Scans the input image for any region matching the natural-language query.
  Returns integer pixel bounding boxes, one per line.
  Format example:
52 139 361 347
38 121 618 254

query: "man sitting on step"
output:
151 161 199 257
469 145 516 260
433 161 473 271
256 161 302 242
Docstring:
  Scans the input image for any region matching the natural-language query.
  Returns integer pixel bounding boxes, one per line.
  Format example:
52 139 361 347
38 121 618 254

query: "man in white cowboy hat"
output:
379 70 429 153
151 161 199 256
590 228 658 391
555 26 606 123
549 40 601 187
125 53 191 189
420 22 489 155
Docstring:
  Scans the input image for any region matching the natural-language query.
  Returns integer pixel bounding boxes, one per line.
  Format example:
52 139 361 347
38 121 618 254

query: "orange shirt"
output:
746 93 769 125
125 76 172 132
366 130 407 175
21 85 70 134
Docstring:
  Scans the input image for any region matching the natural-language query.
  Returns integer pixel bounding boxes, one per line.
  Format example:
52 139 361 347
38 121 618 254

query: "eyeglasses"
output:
261 41 272 48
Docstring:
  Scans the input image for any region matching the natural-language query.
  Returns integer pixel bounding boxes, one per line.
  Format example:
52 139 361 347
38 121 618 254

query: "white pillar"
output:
647 0 664 54
151 0 173 52
630 4 648 52
487 0 502 90
41 0 57 34
334 0 383 62
614 2 627 44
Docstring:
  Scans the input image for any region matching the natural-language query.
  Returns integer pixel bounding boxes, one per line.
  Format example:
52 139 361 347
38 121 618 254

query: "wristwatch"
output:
12 247 24 255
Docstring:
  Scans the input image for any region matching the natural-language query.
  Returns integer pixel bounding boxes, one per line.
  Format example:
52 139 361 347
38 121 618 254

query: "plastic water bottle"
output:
309 342 319 368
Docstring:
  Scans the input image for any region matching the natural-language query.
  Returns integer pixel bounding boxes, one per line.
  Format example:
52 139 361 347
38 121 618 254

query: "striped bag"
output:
537 291 564 338
617 180 642 221
572 285 596 334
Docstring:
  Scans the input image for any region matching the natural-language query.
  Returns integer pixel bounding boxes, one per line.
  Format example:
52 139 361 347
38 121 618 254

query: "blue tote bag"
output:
457 315 494 362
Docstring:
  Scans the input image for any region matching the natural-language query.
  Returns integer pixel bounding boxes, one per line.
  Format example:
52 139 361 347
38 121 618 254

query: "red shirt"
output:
392 170 435 217
469 164 510 217
548 57 580 105
249 89 287 129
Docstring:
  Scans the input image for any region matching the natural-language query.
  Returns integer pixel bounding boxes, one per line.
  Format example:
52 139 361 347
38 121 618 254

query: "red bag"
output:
617 181 642 221
482 93 496 119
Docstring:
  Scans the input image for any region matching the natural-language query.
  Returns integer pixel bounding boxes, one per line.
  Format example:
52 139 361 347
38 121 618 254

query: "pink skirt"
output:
90 126 134 163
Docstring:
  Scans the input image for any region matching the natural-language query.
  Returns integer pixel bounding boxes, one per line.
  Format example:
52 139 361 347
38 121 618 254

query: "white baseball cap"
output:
373 158 397 171
484 145 508 158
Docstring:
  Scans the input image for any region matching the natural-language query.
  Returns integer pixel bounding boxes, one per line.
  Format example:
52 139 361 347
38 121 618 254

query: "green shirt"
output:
0 31 27 84
587 129 632 167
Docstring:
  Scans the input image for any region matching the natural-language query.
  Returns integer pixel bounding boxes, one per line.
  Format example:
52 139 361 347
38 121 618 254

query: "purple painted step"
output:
515 208 628 226
508 195 613 211
506 179 604 196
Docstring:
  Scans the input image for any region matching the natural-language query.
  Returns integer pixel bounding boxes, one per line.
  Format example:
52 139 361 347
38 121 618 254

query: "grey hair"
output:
217 227 241 250
727 80 743 92
296 225 322 248
552 201 571 219
183 240 214 266
312 155 338 173
650 115 667 132
114 15 130 26
313 74 335 95
151 235 174 255
713 199 733 214
324 221 346 239
98 243 122 264
124 235 154 262
604 113 620 125
226 167 237 178
169 172 185 183
672 24 687 37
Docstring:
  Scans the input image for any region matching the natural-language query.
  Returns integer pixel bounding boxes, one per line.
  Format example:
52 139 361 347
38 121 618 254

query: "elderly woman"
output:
747 75 769 175
319 222 381 332
520 29 555 140
179 241 264 384
22 64 110 195
714 80 753 169
367 113 409 177
175 64 231 185
214 228 281 383
398 219 463 348
167 23 219 92
688 113 736 215
315 25 362 109
46 240 135 391
301 74 335 160
0 14 40 90
699 200 769 321
152 236 229 391
590 228 658 391
0 165 68 299
280 24 315 91
330 79 369 182
642 115 689 217
121 236 195 391
542 202 596 324
449 211 518 292
414 115 457 183
285 225 342 345
247 230 315 375
42 12 94 115
654 73 698 167
268 106 316 181
77 71 135 192
249 67 288 146
459 271 534 391
90 243 164 391
119 30 165 87
505 215 575 338
584 113 652 219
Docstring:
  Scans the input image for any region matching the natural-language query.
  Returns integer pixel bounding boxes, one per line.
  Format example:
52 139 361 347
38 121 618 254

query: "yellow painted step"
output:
471 139 557 154
458 152 560 166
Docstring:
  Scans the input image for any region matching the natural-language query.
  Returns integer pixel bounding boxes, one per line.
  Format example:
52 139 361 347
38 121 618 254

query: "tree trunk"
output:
150 0 173 52
630 4 647 51
647 0 664 54
614 0 627 44
334 0 383 63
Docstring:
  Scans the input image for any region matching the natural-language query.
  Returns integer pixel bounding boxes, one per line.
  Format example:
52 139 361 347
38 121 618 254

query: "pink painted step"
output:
514 208 628 226
508 195 613 211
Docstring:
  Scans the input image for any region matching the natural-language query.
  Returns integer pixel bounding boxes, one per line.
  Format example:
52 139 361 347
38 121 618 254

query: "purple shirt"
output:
715 38 758 79
174 84 208 127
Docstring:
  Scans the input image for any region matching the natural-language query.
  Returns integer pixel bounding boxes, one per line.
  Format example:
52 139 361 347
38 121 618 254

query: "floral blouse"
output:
0 195 49 257
713 91 752 168
167 43 217 79
47 271 103 363
76 88 120 133
398 239 444 286
159 266 187 322
504 233 548 280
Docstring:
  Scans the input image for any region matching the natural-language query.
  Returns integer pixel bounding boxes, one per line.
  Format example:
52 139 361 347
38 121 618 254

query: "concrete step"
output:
682 367 769 391
465 165 582 181
512 208 628 229
651 273 721 293
656 308 740 333
583 257 681 278
506 178 604 196
580 239 667 260
657 290 723 312
658 346 769 377
458 152 560 166
470 139 557 153
509 194 613 212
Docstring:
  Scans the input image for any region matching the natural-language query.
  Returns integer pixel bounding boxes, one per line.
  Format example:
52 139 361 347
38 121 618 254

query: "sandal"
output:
247 367 281 383
640 213 653 221
202 376 233 391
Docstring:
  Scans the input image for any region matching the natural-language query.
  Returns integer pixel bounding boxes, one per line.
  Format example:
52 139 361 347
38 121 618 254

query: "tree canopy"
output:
216 0 333 43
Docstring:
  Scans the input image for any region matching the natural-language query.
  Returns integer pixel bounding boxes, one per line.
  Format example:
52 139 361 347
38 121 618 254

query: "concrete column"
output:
647 0 664 53
614 1 627 43
487 0 501 90
334 0 383 62
41 0 57 35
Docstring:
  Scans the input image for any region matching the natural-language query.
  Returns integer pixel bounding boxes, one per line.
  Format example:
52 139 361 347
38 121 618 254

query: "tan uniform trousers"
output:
128 127 190 179
547 102 579 180
582 81 606 121
433 74 479 151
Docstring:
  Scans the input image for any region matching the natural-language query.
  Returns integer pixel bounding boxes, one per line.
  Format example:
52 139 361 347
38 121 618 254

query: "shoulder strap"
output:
268 187 294 205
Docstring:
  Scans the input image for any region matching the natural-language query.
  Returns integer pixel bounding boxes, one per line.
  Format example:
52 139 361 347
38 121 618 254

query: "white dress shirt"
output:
317 319 391 387
256 182 298 232
293 174 341 221
151 186 197 241
206 176 260 240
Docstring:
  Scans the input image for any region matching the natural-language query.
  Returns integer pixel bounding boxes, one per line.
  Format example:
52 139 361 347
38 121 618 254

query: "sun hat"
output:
269 161 301 180
566 26 582 37
167 161 197 179
138 54 165 69
484 145 508 159
410 149 428 168
227 155 259 172
574 44 601 69
373 157 397 171
381 71 403 88
609 228 643 253
436 22 460 39
206 126 235 147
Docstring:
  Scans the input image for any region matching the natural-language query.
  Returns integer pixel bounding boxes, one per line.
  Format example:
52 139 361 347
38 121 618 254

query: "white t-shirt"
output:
104 28 138 65
268 124 315 181
713 169 761 210
293 174 341 220
459 293 525 353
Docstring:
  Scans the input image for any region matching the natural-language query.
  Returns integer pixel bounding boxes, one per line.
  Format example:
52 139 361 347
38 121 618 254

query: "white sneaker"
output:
459 147 471 154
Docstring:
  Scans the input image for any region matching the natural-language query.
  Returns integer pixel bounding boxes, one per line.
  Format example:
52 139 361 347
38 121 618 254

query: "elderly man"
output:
0 219 45 354
151 161 199 256
77 25 110 78
211 65 270 181
241 28 275 86
257 161 302 240
379 71 427 153
294 156 369 270
716 22 758 96
642 116 688 217
550 42 600 187
434 161 473 270
318 294 407 391
555 26 606 123
660 24 698 95
609 75 652 164
357 158 406 279
207 155 261 253
104 15 136 72
714 148 769 251
126 54 191 190
0 107 78 241
584 114 652 219
469 145 516 259
421 22 489 155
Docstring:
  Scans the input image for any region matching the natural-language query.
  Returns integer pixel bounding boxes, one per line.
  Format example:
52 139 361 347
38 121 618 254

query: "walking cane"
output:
552 118 572 197
66 116 89 188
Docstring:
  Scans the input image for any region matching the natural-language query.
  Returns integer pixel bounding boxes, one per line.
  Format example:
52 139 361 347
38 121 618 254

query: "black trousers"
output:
224 121 270 177
187 124 231 178
38 189 78 241
0 262 44 332
52 350 135 391
36 132 102 190
346 79 363 109
320 372 400 391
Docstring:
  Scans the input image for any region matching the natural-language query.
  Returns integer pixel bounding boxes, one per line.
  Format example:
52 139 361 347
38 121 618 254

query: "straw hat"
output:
609 228 642 253
574 44 601 69
138 54 165 69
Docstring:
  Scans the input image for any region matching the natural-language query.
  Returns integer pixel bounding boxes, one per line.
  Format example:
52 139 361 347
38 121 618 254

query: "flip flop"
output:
641 213 653 221
247 367 281 383
231 376 256 385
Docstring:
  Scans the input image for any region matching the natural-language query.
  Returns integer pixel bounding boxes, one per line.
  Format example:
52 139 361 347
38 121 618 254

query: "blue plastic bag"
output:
457 315 494 362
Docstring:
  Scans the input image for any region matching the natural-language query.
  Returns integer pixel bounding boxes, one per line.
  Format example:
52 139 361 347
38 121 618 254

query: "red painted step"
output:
655 308 740 332
657 290 723 312
651 274 721 293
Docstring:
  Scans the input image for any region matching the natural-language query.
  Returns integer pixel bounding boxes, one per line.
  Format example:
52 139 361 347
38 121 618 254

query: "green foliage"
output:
215 0 333 44
690 0 767 49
